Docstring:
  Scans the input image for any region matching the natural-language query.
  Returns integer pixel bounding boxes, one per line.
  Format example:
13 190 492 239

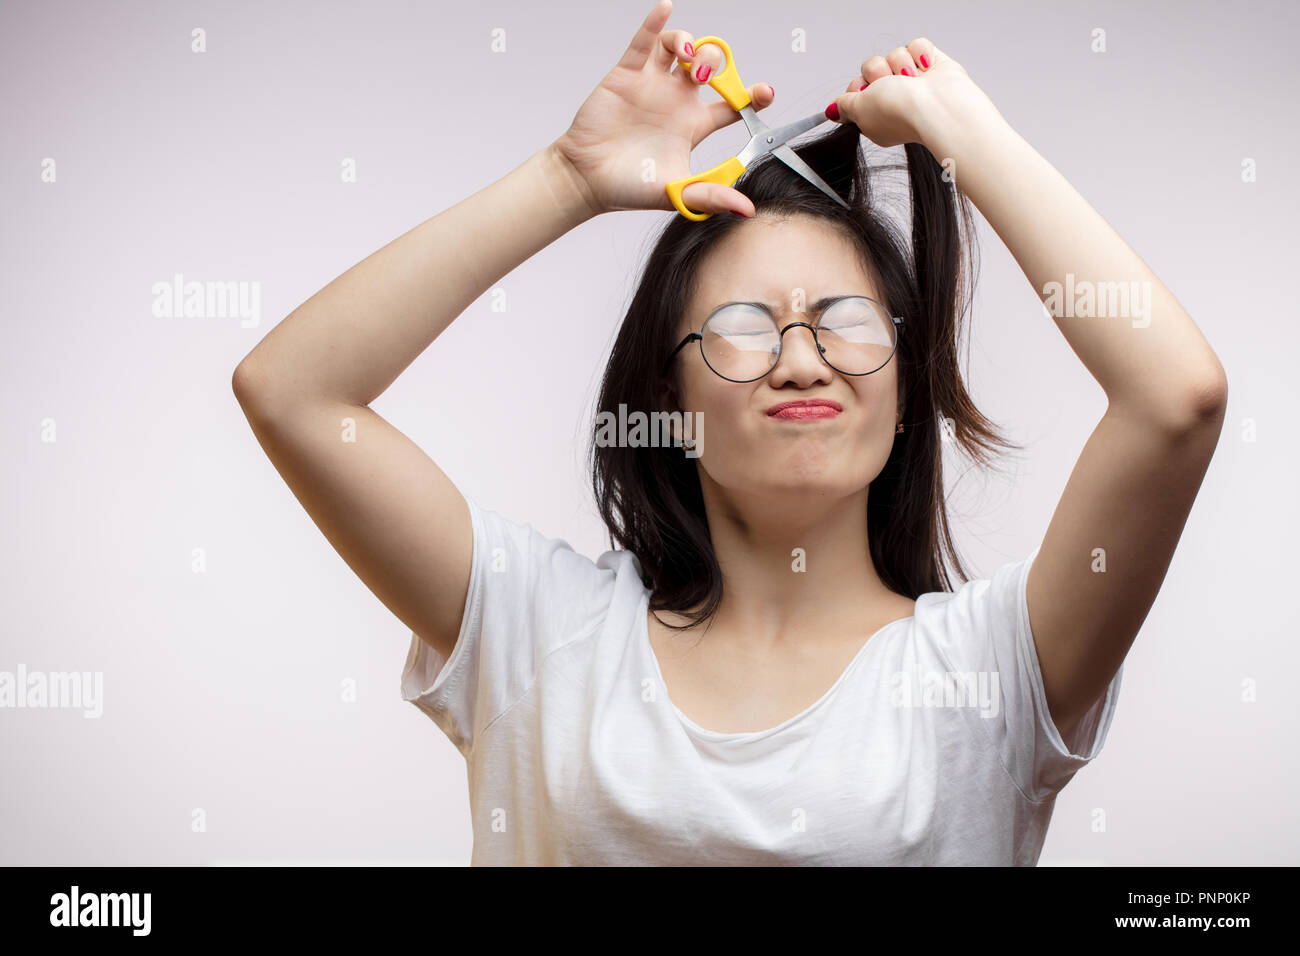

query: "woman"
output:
232 0 1227 865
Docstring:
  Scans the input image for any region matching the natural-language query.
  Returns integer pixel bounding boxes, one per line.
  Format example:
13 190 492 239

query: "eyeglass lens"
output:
700 298 896 381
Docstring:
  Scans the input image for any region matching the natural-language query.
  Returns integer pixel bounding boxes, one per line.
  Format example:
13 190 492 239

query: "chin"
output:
746 465 866 499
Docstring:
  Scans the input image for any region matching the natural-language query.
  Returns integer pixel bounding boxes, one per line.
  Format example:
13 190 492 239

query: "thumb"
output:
826 85 905 145
679 181 756 219
826 87 868 126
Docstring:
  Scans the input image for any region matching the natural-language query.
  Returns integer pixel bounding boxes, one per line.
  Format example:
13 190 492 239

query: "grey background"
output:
1 0 1295 865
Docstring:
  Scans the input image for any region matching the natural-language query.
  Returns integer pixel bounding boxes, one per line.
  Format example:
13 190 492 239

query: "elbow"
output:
231 359 249 401
1151 364 1228 437
1112 361 1228 436
231 356 256 402
1180 361 1229 430
232 355 274 416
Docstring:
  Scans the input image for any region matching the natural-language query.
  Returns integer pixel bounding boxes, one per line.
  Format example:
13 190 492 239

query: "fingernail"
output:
901 67 914 77
858 81 868 91
767 83 775 97
684 41 695 57
825 101 839 121
696 64 712 82
918 53 931 69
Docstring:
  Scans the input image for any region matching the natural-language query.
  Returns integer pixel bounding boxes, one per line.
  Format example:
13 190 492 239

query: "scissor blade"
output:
772 144 850 208
736 110 829 164
736 109 836 168
763 112 833 150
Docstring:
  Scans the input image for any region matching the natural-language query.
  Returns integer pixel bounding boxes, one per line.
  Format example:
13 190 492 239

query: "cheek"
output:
678 381 756 472
852 375 897 425
692 387 750 446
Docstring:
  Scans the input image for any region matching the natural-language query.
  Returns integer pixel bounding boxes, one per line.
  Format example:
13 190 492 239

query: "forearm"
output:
916 89 1227 429
234 142 598 409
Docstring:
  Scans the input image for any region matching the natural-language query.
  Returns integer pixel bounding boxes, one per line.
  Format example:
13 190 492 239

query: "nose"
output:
767 322 833 388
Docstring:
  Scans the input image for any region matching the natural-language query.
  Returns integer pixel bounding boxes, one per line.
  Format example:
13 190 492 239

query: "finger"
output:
826 85 875 127
654 27 696 71
678 181 756 218
910 37 954 69
906 37 938 72
618 0 674 72
678 39 724 86
885 45 919 77
701 82 774 137
858 54 892 88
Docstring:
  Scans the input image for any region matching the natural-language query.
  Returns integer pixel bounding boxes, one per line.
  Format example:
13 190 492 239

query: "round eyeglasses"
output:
662 296 903 383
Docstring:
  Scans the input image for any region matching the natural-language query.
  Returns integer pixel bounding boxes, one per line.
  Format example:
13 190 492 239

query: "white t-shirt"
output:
400 496 1123 865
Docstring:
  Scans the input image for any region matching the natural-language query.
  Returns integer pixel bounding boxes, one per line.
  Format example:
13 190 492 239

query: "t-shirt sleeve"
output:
931 545 1124 805
397 496 610 758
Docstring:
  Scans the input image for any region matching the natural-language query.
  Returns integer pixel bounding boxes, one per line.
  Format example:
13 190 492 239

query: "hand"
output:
824 38 995 150
552 0 776 217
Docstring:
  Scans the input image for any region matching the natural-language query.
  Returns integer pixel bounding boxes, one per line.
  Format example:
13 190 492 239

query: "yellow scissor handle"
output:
665 156 746 221
677 36 750 111
665 36 751 220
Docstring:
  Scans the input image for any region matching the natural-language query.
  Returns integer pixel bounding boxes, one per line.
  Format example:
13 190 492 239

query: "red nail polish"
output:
696 64 712 82
825 101 839 121
919 53 930 69
858 81 868 91
768 84 775 96
901 67 914 77
684 41 694 57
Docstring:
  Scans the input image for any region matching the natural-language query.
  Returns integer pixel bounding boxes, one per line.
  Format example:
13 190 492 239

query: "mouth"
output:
766 398 843 421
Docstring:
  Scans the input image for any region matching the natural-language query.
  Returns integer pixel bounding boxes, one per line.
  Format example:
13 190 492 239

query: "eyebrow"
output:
715 295 868 315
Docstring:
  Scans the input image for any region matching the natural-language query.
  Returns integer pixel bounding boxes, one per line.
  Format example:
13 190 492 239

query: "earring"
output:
896 421 904 434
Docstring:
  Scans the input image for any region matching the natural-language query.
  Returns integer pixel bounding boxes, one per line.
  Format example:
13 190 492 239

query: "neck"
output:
689 478 909 649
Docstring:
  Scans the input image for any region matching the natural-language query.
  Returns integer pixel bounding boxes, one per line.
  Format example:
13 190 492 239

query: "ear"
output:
656 372 682 413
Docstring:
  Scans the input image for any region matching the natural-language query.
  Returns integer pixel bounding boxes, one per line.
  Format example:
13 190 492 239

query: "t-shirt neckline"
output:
639 590 914 743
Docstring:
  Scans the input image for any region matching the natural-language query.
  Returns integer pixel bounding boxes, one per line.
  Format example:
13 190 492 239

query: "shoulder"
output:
914 549 1036 618
469 497 649 618
908 549 1039 671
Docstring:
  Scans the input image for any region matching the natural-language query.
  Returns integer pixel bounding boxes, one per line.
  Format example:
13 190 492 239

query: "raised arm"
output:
831 41 1228 743
232 0 774 658
231 145 596 658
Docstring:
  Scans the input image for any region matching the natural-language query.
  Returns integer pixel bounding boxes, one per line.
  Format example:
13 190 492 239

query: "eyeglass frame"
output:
660 295 905 383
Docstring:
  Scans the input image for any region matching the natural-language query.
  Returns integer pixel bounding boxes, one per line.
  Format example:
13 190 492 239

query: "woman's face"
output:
669 214 901 504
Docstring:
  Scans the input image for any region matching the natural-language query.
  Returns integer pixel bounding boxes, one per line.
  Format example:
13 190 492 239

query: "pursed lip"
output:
766 398 844 417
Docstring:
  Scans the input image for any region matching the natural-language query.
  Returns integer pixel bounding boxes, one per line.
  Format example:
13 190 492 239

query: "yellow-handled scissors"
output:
666 36 850 221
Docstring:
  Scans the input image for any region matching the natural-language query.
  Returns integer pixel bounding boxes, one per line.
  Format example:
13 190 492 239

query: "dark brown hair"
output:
589 122 1019 629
